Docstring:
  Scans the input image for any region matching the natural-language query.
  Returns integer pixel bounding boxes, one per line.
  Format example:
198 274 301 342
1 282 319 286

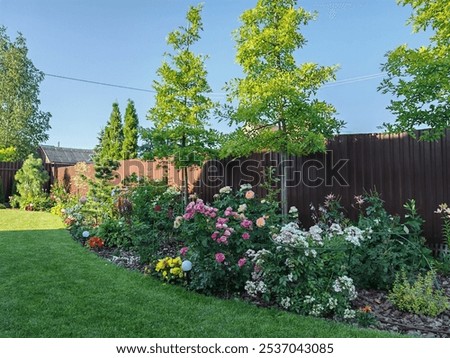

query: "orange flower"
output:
360 305 372 313
256 217 266 228
245 190 255 199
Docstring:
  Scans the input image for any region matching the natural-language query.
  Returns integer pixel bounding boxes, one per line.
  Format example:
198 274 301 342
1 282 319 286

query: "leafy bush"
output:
177 185 282 296
96 217 133 248
130 184 184 261
349 193 432 290
244 221 367 320
388 270 449 317
12 154 50 210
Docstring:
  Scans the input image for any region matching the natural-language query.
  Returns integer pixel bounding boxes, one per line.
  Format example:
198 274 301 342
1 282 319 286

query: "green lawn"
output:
0 210 397 338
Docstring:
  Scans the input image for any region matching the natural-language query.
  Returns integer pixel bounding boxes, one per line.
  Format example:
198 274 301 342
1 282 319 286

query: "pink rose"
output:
217 236 228 245
242 232 250 240
240 219 253 229
215 253 226 263
238 258 247 268
180 247 189 256
211 231 219 240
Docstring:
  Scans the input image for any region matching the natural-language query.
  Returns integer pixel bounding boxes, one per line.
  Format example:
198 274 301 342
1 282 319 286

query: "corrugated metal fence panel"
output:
0 161 22 202
2 129 449 244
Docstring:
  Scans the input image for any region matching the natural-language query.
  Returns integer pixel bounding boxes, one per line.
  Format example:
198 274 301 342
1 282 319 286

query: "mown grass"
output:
0 210 398 338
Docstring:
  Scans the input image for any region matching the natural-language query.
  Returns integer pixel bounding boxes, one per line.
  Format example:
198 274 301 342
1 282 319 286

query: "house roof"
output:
39 145 94 165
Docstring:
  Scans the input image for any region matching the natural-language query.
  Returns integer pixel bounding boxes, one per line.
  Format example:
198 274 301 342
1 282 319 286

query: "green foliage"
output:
122 99 139 160
389 270 449 317
96 217 133 248
49 181 77 217
0 146 18 162
130 185 183 261
12 154 50 210
0 203 6 209
222 0 343 216
178 185 280 295
143 4 219 203
0 27 51 160
379 0 450 140
350 193 432 290
97 102 124 161
222 0 343 157
246 221 362 320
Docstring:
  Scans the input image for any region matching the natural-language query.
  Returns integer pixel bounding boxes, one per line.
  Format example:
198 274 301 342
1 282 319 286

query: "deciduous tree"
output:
0 27 51 160
143 4 219 204
222 0 343 216
379 0 450 140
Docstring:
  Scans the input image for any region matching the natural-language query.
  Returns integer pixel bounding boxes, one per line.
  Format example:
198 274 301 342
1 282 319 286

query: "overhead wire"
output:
44 71 388 95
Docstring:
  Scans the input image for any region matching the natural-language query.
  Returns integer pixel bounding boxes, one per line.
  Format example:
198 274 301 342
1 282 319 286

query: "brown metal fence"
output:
1 129 449 244
195 130 450 246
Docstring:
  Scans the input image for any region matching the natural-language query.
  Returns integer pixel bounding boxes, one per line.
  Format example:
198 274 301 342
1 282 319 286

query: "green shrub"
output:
349 194 432 290
96 217 133 248
0 203 6 209
388 270 449 317
178 184 282 296
11 154 50 210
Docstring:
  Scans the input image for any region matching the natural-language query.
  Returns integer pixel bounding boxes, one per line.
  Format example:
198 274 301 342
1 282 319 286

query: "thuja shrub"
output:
176 184 282 296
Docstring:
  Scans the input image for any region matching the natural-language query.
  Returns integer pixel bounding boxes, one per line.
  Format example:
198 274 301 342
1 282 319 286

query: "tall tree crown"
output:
0 26 51 160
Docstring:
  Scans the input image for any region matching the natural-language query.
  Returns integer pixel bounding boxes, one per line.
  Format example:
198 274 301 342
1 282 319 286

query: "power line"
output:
44 71 387 95
44 73 156 93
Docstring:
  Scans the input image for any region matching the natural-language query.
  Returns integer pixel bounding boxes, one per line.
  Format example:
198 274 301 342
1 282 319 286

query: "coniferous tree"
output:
122 99 139 160
102 102 124 160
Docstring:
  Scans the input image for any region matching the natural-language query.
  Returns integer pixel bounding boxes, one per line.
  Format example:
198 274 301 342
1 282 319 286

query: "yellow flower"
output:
155 260 165 272
171 267 181 276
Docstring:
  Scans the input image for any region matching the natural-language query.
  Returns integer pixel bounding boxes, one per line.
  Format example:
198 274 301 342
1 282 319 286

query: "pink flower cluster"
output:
215 252 225 263
240 219 253 229
212 217 235 245
183 199 218 220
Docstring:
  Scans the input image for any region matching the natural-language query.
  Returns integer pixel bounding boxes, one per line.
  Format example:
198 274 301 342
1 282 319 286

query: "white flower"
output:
173 216 183 229
304 295 316 304
280 297 291 309
240 183 252 191
213 193 220 200
333 276 357 300
287 273 294 282
327 297 338 310
289 206 298 214
310 304 324 317
344 226 364 246
261 199 267 204
329 223 343 235
238 204 247 213
219 186 232 194
343 308 356 319
82 231 90 238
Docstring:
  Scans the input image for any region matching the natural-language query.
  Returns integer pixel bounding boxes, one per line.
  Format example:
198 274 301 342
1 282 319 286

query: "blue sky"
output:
0 0 430 149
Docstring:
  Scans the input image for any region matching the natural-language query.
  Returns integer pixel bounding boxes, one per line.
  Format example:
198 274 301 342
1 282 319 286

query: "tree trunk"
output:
280 151 288 220
182 166 189 207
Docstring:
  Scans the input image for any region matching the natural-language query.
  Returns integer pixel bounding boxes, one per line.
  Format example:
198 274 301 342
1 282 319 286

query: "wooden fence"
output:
1 129 449 245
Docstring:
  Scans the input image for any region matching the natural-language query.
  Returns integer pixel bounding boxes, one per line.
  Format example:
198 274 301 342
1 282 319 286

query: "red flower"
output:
154 205 162 212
